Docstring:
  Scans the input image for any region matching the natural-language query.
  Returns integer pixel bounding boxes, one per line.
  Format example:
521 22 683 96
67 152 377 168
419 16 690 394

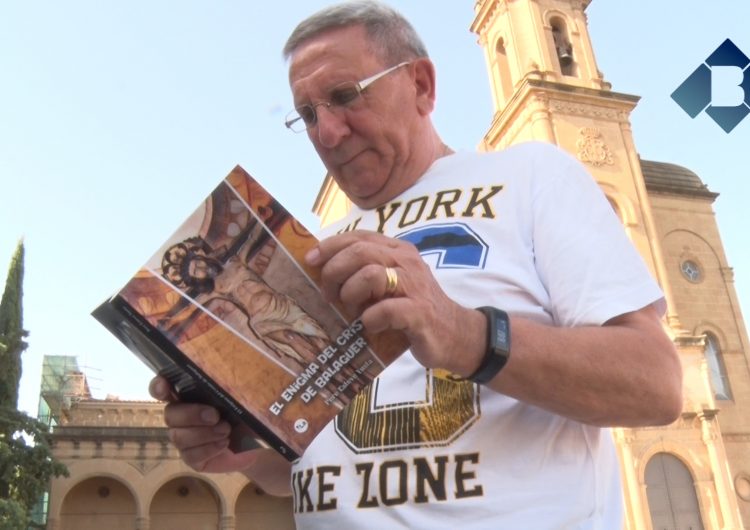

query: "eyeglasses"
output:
284 61 410 133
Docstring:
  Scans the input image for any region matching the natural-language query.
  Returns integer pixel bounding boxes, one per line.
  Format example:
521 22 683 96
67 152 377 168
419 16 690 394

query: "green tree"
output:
0 241 27 408
0 241 67 529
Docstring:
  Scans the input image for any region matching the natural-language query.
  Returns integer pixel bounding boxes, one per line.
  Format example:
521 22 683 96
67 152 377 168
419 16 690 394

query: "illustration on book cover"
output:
109 166 405 456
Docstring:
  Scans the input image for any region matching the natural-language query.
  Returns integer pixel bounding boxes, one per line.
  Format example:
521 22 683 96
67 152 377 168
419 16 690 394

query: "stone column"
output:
530 95 554 143
613 428 646 530
220 515 236 530
700 411 743 529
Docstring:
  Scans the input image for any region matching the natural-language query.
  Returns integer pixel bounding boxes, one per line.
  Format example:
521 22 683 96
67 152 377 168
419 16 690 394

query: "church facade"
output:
468 1 750 528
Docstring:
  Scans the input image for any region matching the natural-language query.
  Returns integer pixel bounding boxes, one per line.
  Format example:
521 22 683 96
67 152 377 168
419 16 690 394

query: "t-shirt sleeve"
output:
528 144 665 327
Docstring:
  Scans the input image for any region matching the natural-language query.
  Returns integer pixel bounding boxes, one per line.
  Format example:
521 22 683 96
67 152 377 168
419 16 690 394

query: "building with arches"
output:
45 397 294 530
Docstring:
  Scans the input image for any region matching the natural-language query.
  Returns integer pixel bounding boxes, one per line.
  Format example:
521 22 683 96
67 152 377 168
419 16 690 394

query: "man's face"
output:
288 25 424 209
188 256 221 280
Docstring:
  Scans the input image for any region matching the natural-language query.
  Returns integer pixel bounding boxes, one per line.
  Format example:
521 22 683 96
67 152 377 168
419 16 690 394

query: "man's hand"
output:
149 376 292 496
305 230 486 378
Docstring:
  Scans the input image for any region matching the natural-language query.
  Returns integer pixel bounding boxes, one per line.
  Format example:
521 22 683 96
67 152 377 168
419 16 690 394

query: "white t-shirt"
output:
291 142 664 529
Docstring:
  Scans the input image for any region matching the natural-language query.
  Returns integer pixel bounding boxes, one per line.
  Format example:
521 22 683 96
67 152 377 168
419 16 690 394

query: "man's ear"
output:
412 57 436 116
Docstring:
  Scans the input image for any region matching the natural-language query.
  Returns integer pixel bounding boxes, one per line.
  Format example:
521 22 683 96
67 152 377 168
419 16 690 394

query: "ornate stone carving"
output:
720 266 735 282
724 433 750 442
549 100 619 119
532 93 550 107
576 127 614 166
129 459 162 475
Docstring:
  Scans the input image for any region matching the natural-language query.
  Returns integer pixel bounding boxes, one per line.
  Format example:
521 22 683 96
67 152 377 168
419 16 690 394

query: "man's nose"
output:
313 105 350 148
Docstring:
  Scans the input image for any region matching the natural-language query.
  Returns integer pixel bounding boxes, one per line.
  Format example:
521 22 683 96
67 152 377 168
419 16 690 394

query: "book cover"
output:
93 165 408 461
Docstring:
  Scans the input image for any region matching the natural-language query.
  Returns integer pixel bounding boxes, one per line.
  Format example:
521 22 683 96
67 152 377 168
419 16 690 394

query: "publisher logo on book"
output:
671 38 750 133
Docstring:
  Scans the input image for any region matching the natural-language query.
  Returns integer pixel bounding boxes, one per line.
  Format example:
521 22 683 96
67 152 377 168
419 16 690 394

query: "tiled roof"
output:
640 159 718 199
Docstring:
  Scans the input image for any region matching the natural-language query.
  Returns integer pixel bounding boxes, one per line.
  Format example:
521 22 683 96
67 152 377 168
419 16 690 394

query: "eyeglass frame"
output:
284 61 411 133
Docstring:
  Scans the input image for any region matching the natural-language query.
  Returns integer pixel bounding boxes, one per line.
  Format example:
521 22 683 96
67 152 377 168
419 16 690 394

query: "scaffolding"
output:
38 355 92 428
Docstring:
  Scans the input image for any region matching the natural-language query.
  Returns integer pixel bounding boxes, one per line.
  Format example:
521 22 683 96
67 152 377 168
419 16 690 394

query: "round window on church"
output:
680 260 702 283
736 474 750 502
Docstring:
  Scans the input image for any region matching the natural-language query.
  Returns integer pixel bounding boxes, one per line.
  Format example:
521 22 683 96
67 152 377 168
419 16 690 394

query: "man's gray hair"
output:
283 0 428 64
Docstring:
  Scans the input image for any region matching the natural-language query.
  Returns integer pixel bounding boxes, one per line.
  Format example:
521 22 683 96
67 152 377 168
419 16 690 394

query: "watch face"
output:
495 315 510 350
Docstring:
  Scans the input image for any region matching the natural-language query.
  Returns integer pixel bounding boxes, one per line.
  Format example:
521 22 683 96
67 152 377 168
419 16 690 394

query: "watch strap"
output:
468 306 511 384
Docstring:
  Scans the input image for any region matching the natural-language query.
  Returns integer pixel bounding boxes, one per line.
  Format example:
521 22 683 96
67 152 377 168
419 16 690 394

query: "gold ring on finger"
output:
384 266 399 297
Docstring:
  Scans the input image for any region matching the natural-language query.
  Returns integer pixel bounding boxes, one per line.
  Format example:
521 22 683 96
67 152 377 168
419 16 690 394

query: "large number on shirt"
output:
395 223 488 269
334 223 487 453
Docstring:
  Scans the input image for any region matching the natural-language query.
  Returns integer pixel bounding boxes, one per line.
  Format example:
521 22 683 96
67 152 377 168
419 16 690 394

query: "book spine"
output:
93 295 301 461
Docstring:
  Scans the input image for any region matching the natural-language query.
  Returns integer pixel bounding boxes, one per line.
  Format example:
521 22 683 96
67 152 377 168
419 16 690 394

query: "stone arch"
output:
235 482 295 530
693 321 729 351
149 474 223 530
146 468 231 512
600 185 638 229
494 35 514 100
638 440 709 484
662 228 728 298
48 460 146 521
542 8 576 30
57 475 137 530
663 228 723 269
644 452 706 530
699 329 733 401
638 442 713 530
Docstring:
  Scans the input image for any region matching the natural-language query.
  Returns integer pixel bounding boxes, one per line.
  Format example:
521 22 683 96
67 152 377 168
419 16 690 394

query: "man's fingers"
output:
183 446 266 475
163 401 221 428
149 375 173 401
177 439 231 471
167 421 231 449
360 297 413 335
164 417 236 473
338 263 388 308
315 236 414 304
306 230 390 265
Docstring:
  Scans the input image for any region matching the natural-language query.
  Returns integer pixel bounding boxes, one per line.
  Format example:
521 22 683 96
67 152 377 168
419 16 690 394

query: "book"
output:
93 165 408 461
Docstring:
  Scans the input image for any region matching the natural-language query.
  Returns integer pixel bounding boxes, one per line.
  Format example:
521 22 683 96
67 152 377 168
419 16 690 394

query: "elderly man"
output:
150 1 682 527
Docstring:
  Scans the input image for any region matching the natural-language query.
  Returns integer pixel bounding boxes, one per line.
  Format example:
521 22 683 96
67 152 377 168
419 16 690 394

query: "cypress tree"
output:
0 240 28 408
0 241 67 528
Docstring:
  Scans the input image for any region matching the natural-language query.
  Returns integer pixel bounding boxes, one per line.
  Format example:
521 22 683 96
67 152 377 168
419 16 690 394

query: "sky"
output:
1 1 749 416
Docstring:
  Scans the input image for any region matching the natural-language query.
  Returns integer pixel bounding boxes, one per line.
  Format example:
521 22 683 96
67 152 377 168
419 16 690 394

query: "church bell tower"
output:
472 1 749 529
471 0 677 328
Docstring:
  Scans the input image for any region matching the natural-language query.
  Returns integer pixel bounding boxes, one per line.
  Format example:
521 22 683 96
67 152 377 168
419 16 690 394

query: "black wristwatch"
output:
468 306 511 384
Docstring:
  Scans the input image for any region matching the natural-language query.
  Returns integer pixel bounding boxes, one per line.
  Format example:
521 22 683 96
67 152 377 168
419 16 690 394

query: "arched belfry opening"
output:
494 37 513 102
550 16 575 76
